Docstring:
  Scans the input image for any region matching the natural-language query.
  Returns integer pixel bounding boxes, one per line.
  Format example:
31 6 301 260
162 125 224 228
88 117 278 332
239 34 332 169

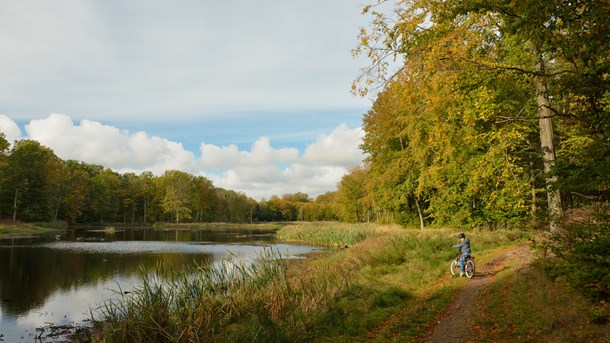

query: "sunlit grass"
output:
87 224 534 342
469 257 610 342
276 222 393 247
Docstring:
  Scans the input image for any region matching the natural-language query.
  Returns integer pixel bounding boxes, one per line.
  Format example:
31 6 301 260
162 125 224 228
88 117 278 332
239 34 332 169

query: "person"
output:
453 233 471 277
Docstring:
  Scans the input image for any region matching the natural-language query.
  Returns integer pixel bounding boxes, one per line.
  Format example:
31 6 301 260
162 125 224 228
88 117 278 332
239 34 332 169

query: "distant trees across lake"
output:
0 135 339 224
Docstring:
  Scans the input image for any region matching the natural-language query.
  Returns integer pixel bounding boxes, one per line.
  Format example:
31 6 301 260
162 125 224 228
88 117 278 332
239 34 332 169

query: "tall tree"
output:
89 169 121 223
355 0 610 230
336 165 369 223
139 171 158 224
46 157 70 222
120 173 143 224
0 133 9 218
160 170 193 223
4 140 60 221
61 161 91 224
191 176 217 222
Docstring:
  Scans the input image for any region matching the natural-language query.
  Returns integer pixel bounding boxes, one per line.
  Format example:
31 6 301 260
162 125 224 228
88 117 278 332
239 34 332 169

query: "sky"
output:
0 0 374 200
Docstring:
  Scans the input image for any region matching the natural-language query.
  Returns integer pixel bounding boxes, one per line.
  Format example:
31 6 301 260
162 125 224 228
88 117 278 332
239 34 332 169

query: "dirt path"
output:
422 244 531 343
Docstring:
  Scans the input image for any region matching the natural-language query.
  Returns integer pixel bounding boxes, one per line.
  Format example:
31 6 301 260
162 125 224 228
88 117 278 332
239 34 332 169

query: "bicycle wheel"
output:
450 259 460 276
465 260 475 279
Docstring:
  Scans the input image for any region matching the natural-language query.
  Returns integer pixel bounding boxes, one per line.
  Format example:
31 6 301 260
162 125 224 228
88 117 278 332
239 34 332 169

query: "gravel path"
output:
423 245 531 343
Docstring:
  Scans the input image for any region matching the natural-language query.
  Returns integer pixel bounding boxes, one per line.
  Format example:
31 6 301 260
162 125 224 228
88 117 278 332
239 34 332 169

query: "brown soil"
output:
422 244 532 343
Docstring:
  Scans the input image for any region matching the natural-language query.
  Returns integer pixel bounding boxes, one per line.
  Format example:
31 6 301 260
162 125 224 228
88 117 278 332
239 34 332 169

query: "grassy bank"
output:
469 253 610 342
87 223 535 342
0 221 66 239
153 222 286 231
276 222 386 247
293 225 532 342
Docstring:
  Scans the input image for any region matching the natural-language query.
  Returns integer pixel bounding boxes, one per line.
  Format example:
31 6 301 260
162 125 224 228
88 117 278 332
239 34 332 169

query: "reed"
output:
88 224 532 342
90 248 350 342
153 222 284 231
276 222 384 247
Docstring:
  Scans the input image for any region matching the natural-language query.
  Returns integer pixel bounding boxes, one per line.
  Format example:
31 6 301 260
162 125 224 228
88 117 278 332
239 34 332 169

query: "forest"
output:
345 0 610 230
0 134 343 224
1 1 609 232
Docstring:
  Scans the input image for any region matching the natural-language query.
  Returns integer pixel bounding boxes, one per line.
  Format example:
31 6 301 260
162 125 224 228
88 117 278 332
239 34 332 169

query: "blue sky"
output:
0 0 374 200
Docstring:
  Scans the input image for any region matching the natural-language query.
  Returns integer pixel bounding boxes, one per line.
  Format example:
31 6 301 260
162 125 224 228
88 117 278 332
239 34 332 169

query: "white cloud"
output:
200 137 299 169
25 113 198 175
303 124 365 166
208 124 367 199
0 0 374 199
4 114 365 199
0 114 23 145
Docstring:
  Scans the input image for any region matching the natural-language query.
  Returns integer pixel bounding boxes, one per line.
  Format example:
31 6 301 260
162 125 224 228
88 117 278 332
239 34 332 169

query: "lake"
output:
0 228 323 342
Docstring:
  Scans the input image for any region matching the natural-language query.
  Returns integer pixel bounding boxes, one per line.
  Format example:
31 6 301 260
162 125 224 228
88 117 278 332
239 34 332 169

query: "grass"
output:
153 222 285 232
86 223 534 342
468 255 610 342
276 222 390 247
300 226 532 342
0 220 66 239
90 249 348 342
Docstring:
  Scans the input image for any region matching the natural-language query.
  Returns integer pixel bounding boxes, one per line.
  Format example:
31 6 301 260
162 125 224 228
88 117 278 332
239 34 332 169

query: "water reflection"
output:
0 228 321 342
62 228 277 244
0 245 212 317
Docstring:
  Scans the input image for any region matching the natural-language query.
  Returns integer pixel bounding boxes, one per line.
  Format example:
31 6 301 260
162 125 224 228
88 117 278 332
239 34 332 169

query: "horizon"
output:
0 0 374 200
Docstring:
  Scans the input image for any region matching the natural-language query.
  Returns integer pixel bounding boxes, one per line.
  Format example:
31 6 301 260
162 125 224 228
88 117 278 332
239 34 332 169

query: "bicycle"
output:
450 253 475 278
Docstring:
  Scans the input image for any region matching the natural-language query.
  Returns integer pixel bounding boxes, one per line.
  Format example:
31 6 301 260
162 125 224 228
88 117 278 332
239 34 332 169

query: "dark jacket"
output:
453 237 471 255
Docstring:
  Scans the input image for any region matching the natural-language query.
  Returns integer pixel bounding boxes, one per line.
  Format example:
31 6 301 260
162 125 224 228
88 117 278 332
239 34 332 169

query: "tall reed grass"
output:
276 222 383 247
90 249 349 342
88 225 531 342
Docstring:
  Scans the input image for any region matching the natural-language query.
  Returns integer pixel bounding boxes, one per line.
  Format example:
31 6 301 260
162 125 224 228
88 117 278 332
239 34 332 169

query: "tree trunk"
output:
415 196 424 229
530 162 537 216
54 195 62 222
12 188 18 221
534 64 563 231
143 197 148 224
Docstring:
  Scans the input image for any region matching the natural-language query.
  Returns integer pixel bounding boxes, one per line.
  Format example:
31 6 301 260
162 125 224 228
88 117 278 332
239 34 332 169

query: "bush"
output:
536 222 610 302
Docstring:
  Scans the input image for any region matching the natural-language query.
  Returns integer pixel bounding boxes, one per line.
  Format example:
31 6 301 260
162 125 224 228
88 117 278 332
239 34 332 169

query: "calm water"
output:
0 228 323 342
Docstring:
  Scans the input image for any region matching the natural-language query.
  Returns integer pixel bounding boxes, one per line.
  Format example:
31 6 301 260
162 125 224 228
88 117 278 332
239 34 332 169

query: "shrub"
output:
536 222 610 302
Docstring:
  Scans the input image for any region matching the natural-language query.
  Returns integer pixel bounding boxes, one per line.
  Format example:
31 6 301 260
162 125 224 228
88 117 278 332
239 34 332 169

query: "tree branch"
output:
475 61 577 78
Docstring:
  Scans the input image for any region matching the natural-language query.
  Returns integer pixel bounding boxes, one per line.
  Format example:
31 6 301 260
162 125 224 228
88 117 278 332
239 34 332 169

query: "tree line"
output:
3 1 608 230
0 135 340 224
340 0 610 229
